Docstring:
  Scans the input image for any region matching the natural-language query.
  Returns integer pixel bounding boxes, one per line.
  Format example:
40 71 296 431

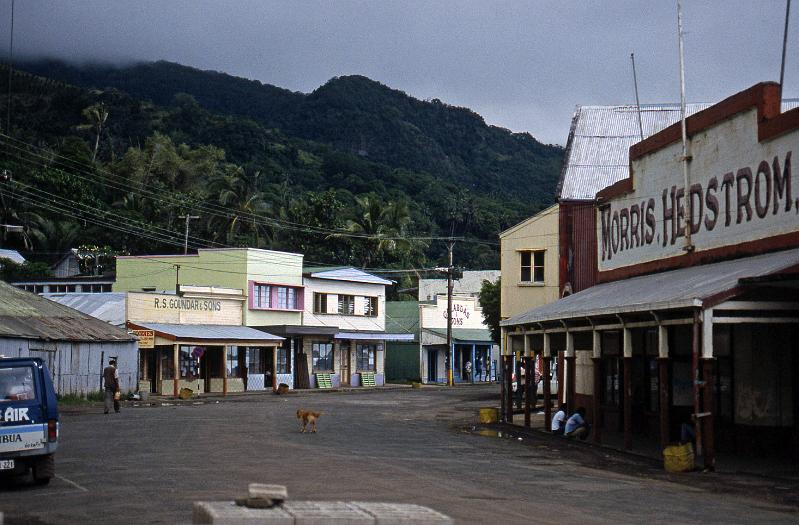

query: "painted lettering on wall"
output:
442 304 471 326
153 298 223 311
600 151 793 262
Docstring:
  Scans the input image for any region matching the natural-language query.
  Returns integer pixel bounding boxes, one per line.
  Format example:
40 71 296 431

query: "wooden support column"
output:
173 344 179 398
700 309 715 470
592 330 602 444
565 330 575 415
272 346 278 392
702 358 716 471
222 345 228 396
524 355 533 427
503 355 514 423
542 332 552 430
471 344 476 384
658 324 670 449
623 327 633 451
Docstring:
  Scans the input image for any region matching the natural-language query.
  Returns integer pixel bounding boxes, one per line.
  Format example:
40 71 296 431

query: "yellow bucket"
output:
663 443 694 473
478 407 499 424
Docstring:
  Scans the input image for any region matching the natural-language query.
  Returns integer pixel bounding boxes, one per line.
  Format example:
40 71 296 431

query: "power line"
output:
0 134 484 244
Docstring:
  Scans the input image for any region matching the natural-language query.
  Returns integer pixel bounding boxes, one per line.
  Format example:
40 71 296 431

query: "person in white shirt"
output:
551 404 567 435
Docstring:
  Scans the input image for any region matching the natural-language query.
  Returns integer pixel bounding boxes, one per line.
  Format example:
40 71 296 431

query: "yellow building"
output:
499 204 560 321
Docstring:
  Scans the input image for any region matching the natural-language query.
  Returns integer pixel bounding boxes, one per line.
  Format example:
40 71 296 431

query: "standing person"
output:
551 404 568 435
465 360 472 382
514 361 525 409
102 358 120 414
475 357 482 383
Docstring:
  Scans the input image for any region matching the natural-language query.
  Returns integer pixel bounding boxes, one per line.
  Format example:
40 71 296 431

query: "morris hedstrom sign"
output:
596 83 799 280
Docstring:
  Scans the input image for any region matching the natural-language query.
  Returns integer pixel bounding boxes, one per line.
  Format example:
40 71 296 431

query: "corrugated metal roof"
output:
385 301 420 336
305 267 393 285
334 332 415 341
133 322 283 342
0 249 25 264
558 101 797 201
424 328 493 343
418 270 500 300
501 248 799 326
0 281 134 341
43 293 127 326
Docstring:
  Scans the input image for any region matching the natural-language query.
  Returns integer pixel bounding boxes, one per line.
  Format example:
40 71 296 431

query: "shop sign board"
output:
127 292 244 326
597 106 798 273
421 296 485 330
132 329 155 348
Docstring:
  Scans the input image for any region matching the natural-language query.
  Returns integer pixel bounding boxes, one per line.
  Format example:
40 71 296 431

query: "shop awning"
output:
256 325 339 336
423 328 494 344
128 322 283 343
334 332 415 341
501 247 799 327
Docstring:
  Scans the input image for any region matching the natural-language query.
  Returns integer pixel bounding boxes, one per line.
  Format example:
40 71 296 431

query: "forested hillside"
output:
0 60 562 281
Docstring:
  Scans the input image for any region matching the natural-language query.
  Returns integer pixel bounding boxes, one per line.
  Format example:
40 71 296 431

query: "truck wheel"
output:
32 454 54 485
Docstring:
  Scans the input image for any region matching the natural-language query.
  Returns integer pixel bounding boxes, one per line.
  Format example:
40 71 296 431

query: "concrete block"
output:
248 483 288 502
193 501 293 525
281 501 374 525
350 502 453 525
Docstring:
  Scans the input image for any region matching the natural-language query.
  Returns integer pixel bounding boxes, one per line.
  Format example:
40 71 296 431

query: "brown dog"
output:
296 409 321 433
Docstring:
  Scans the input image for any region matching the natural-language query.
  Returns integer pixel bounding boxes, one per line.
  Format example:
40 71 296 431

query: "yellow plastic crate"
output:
663 443 694 473
478 407 499 424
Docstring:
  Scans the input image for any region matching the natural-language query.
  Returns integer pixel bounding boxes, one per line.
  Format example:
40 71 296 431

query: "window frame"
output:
311 342 334 372
249 281 303 311
519 249 545 284
355 344 376 371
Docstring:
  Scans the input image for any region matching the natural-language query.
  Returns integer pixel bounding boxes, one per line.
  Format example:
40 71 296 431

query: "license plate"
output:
0 460 13 470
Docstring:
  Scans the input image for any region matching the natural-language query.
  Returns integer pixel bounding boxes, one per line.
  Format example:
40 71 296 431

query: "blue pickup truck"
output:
0 358 59 485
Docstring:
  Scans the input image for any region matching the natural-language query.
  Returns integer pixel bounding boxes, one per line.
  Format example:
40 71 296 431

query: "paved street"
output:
0 385 797 524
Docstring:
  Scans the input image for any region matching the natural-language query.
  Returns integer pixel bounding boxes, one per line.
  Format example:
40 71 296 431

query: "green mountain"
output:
20 60 561 198
1 60 562 275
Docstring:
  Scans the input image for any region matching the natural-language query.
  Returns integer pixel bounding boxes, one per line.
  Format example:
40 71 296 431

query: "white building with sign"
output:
501 82 799 469
420 294 498 384
47 286 283 396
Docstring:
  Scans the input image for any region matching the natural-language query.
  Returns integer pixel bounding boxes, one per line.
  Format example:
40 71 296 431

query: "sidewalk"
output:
488 419 799 511
59 383 416 414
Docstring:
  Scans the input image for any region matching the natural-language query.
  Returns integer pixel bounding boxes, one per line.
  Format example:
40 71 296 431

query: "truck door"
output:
0 364 47 458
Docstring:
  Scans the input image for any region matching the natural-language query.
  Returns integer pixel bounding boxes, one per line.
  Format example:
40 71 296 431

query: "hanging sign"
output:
132 329 155 348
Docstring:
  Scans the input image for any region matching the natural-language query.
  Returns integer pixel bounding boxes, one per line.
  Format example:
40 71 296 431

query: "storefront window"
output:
312 342 333 371
227 346 241 378
160 348 174 380
356 344 376 371
247 348 264 374
179 346 201 380
277 345 290 374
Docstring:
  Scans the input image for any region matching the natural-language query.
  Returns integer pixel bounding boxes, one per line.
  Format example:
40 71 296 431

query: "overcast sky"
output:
1 1 796 145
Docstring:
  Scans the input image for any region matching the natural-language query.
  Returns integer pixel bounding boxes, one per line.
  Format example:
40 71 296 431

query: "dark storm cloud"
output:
0 1 795 145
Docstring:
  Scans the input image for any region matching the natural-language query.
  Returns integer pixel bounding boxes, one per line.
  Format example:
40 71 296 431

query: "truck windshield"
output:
0 366 37 402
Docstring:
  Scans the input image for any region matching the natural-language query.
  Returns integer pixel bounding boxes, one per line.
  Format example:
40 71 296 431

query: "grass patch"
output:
57 391 105 405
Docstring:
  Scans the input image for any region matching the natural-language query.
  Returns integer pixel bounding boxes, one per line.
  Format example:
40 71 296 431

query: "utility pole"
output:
174 264 181 295
178 215 200 255
446 241 454 387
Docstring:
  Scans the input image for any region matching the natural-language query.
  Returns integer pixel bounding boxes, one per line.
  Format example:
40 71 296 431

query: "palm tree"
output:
339 195 419 268
207 167 271 246
77 103 109 163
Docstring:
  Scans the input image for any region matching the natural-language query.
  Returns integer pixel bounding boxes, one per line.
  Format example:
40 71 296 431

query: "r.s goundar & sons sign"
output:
596 83 799 276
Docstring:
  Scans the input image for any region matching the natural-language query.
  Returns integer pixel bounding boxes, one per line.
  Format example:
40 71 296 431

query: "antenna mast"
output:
630 53 645 142
779 0 792 99
677 0 694 253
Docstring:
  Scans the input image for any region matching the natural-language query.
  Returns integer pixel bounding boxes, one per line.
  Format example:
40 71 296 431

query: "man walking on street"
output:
103 358 120 414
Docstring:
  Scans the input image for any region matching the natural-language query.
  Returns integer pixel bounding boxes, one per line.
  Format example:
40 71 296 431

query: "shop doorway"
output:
199 347 223 393
427 349 438 383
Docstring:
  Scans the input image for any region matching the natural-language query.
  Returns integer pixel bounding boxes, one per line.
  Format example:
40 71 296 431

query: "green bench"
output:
316 372 333 389
360 372 376 387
